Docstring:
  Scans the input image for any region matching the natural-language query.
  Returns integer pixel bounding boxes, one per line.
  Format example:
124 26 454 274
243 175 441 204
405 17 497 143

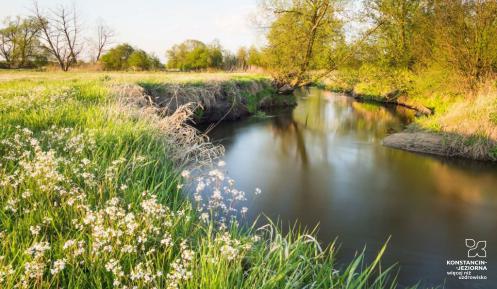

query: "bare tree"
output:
93 20 114 62
32 1 82 71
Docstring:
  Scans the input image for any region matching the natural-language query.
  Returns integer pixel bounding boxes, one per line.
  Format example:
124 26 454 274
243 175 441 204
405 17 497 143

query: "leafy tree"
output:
260 0 345 86
222 50 237 71
236 47 249 70
432 0 497 81
366 0 432 70
128 50 151 70
100 43 134 70
248 46 263 67
166 39 224 71
0 16 43 68
100 43 162 71
148 54 163 70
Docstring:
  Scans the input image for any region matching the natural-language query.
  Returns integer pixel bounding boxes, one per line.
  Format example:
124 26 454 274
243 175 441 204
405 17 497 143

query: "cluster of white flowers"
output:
215 232 252 261
0 126 197 289
182 160 262 229
50 259 66 275
0 124 268 289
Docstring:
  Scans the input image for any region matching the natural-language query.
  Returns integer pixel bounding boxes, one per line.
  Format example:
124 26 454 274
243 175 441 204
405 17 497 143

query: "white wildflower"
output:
50 259 66 275
29 225 41 236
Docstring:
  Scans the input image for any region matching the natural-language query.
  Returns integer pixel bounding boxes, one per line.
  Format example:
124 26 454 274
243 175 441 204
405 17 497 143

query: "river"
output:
203 87 497 289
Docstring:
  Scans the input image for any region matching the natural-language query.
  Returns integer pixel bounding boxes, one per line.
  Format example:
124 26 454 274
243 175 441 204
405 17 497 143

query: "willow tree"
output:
260 0 345 87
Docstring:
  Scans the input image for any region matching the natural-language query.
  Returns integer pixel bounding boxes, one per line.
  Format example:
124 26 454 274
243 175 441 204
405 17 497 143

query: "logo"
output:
465 239 487 258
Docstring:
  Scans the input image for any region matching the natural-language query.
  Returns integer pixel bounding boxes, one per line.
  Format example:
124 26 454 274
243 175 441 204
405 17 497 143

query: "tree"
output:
32 1 82 71
0 16 42 68
100 43 162 71
432 0 497 81
166 39 225 71
365 0 432 70
100 43 134 70
260 0 344 87
222 50 237 71
236 47 249 70
248 46 263 67
0 19 16 65
93 21 114 62
127 49 162 70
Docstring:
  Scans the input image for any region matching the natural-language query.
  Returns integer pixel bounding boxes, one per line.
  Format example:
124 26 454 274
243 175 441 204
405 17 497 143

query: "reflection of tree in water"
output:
270 115 309 166
293 89 413 139
266 88 417 167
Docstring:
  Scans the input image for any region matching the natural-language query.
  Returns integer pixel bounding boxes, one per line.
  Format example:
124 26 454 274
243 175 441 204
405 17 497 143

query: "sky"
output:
0 0 263 61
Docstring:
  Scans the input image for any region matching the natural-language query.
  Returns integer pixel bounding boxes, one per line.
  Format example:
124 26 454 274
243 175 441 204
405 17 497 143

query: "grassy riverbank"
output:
322 66 497 161
0 71 408 289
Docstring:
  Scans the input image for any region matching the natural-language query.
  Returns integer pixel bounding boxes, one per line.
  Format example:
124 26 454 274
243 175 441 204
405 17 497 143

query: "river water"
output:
203 87 497 289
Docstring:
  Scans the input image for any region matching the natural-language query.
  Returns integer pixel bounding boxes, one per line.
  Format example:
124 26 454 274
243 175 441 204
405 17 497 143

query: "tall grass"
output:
0 72 409 289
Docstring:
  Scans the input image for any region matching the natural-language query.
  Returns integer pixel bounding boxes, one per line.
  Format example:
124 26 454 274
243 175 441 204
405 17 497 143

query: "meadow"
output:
0 71 406 289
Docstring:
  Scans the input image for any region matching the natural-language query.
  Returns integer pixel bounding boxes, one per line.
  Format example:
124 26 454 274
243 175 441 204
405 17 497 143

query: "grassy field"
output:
0 71 406 289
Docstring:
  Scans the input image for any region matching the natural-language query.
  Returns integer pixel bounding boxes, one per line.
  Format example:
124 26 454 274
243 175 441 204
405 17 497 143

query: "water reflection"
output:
206 87 497 289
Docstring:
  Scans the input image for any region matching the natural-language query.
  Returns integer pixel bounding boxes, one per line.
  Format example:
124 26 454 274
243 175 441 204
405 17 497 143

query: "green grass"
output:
0 71 412 289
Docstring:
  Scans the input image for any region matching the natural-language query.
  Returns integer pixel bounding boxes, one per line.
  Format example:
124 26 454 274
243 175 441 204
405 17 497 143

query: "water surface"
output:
205 88 497 289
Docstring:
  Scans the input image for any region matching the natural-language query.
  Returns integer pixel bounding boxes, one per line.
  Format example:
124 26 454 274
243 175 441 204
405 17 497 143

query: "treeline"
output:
255 0 497 87
0 0 263 72
165 39 262 71
2 0 497 82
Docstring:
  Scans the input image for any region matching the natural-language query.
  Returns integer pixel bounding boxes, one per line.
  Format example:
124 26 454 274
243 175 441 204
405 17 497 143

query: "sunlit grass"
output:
322 66 497 160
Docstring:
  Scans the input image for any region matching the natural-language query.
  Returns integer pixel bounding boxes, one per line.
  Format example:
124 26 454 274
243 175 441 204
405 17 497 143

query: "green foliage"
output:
100 44 162 71
100 43 134 70
260 0 345 86
166 39 224 71
362 0 497 82
0 16 46 68
366 0 431 69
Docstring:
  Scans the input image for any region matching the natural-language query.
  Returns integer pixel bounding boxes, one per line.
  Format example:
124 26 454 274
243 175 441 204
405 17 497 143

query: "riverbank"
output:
0 71 404 289
320 68 497 162
139 78 295 124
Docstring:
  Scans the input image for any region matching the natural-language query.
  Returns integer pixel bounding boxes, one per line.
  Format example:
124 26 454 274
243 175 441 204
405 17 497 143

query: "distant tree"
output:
247 46 263 67
128 50 150 70
0 19 18 66
100 43 134 70
207 40 223 68
148 54 163 70
100 43 162 71
0 16 42 68
222 50 237 71
93 20 114 62
32 1 83 71
166 39 224 71
236 47 249 70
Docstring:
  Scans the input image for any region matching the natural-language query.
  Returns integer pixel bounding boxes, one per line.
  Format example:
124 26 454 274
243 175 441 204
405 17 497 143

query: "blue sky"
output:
0 0 262 60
